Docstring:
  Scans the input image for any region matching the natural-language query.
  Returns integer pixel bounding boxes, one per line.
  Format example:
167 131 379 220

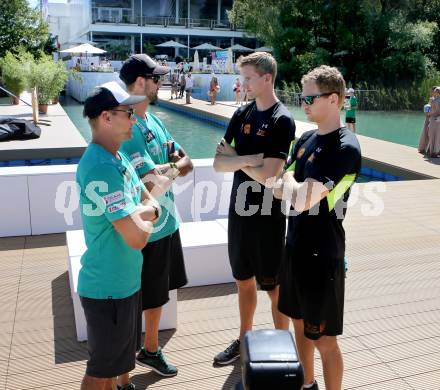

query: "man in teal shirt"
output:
119 54 193 377
77 81 160 390
344 87 357 132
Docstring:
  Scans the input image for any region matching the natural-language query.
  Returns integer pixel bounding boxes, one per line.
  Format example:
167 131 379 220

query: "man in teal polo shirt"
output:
77 81 161 390
119 54 193 377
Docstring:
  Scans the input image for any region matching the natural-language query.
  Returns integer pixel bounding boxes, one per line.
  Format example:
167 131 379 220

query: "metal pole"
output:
217 0 221 24
187 35 190 58
0 86 32 107
140 33 143 53
140 0 143 26
176 0 179 24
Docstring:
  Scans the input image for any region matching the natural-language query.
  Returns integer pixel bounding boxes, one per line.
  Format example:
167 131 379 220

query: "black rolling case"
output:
240 329 304 390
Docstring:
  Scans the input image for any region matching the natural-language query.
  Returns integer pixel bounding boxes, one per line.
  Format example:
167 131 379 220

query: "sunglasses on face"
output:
144 75 162 84
300 92 338 105
111 107 135 119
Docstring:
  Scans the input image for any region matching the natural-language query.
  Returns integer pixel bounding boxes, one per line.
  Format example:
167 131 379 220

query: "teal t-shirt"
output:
345 95 357 118
120 113 181 242
76 143 145 299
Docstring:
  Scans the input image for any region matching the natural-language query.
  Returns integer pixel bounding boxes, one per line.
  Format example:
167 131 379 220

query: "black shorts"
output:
345 117 356 123
80 290 142 378
228 213 286 291
141 230 187 310
278 246 345 340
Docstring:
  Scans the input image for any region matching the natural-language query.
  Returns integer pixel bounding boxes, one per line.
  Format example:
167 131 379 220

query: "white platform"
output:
66 230 177 342
179 219 233 287
0 159 232 237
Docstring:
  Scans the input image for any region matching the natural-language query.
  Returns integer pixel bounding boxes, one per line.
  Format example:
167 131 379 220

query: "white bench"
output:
179 219 234 287
66 230 177 342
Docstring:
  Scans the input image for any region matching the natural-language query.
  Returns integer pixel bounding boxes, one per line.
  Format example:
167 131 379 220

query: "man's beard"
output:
146 88 158 104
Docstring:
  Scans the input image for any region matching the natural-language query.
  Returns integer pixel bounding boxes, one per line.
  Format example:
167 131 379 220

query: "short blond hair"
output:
302 65 346 106
238 52 277 84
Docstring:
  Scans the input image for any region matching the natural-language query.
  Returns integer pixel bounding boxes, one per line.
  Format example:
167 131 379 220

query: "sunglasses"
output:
111 108 135 119
300 92 339 105
144 75 162 84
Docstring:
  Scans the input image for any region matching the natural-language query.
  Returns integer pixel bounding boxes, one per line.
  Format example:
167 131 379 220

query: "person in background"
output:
233 78 242 105
179 72 186 99
426 86 440 158
170 70 179 100
419 86 437 154
209 75 219 105
185 72 193 104
344 87 357 132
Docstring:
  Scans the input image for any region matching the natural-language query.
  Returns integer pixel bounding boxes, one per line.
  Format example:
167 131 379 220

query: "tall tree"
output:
0 0 50 58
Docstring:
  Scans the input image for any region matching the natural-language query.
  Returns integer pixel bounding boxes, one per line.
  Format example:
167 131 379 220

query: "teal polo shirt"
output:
76 143 145 299
120 113 181 243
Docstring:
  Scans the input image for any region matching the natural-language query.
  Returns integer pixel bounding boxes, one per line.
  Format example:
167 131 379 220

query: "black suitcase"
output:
240 329 304 390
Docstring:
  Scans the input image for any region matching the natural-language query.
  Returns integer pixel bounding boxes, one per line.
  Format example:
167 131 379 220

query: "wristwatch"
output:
152 205 160 220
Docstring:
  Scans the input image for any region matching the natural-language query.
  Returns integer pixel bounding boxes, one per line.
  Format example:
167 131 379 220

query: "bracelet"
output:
169 162 177 169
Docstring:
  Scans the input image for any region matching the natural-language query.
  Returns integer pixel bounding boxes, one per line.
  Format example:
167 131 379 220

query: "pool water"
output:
288 106 424 148
60 96 225 158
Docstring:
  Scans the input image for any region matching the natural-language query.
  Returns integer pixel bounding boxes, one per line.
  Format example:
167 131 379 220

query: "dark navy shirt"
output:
286 127 361 259
224 101 296 217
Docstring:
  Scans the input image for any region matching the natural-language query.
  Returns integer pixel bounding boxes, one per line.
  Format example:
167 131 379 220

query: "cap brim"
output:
120 94 146 105
153 64 170 75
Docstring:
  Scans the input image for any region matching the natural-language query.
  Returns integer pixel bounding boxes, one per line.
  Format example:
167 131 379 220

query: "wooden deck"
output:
1 179 439 389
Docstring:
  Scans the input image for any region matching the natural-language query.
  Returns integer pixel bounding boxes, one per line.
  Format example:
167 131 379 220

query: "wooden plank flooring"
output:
0 179 439 389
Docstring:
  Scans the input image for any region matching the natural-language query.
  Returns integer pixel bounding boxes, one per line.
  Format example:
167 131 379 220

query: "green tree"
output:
0 0 51 58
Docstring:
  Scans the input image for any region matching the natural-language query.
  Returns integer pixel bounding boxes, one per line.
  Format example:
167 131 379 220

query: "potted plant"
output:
0 50 33 105
29 55 68 113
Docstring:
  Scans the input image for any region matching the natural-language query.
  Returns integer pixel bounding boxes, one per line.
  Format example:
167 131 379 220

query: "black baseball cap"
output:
119 54 170 85
83 81 146 119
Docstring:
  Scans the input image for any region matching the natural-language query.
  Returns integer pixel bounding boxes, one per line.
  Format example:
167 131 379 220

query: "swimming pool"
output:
288 106 424 148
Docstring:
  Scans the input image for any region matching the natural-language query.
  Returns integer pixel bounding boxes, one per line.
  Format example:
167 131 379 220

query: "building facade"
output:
49 0 255 58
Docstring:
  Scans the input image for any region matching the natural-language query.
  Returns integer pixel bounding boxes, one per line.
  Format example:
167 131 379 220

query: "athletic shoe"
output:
302 380 319 390
136 347 178 377
116 383 135 390
213 339 240 365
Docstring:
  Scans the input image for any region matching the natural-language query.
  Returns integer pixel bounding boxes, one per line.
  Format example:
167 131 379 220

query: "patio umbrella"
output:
155 40 188 49
191 43 222 51
226 44 254 52
60 43 106 55
254 46 273 52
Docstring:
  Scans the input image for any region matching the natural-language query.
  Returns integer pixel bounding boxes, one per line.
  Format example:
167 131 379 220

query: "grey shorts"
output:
80 290 142 378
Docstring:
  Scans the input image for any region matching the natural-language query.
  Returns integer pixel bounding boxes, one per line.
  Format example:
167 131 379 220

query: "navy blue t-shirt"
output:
224 101 296 217
286 127 361 259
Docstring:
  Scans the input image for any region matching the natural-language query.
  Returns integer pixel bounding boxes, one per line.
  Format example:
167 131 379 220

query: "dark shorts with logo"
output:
345 117 356 123
278 245 345 340
80 290 142 378
228 213 286 291
141 230 187 310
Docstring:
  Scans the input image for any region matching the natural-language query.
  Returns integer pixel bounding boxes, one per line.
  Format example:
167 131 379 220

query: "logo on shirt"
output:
242 123 251 135
130 152 144 169
103 190 123 205
145 130 156 143
256 123 268 136
148 144 161 156
107 201 127 214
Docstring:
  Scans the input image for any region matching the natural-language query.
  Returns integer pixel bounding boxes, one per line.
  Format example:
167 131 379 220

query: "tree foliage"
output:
0 0 51 58
229 0 439 87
